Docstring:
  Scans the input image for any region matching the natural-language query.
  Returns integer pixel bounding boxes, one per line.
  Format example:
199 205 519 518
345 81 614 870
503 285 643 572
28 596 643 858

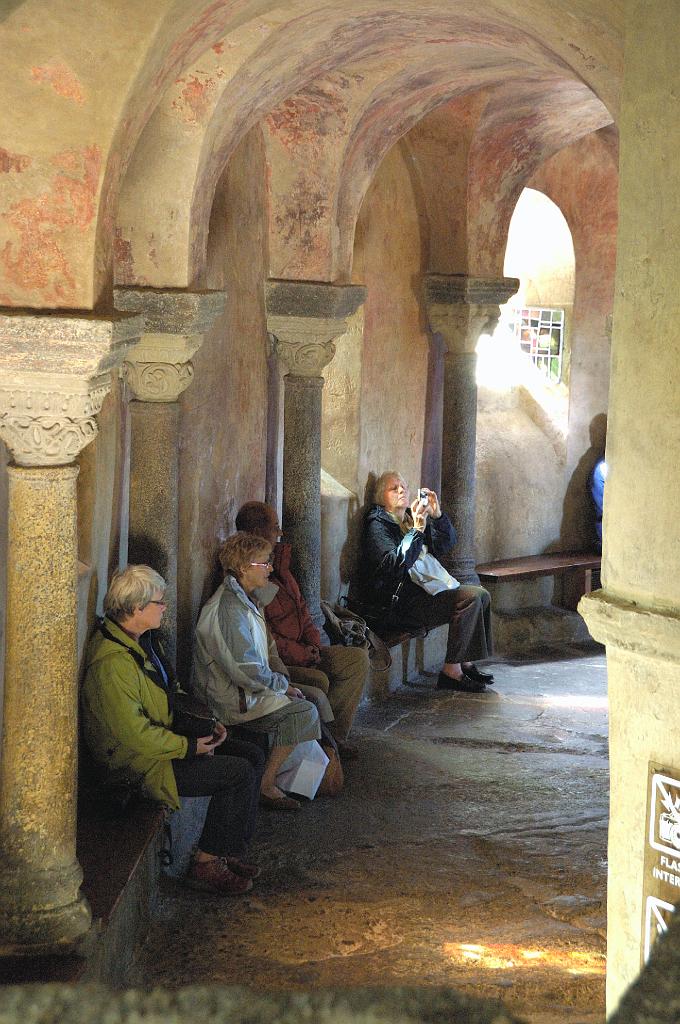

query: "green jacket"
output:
81 617 189 810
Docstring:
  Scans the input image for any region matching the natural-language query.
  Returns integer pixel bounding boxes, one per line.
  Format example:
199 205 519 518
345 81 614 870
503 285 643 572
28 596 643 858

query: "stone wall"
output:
476 385 566 568
319 139 430 595
352 139 429 503
475 131 615 574
176 127 270 679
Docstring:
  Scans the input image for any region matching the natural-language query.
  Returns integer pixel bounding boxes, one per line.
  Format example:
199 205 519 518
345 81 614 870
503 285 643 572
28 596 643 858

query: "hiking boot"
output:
185 857 253 895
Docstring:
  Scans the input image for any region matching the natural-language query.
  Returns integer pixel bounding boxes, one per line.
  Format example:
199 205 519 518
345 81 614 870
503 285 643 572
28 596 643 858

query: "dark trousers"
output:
396 580 493 664
172 739 264 859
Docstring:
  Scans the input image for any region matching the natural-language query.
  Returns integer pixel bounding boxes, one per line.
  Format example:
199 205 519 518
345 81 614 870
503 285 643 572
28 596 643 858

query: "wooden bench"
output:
370 625 427 648
476 552 601 609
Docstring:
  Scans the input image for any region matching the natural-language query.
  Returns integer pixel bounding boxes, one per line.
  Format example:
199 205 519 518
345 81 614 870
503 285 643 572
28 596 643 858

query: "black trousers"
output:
172 739 264 859
395 580 493 664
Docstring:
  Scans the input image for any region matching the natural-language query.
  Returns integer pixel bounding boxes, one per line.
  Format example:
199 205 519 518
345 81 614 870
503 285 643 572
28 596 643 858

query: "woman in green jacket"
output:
82 565 263 896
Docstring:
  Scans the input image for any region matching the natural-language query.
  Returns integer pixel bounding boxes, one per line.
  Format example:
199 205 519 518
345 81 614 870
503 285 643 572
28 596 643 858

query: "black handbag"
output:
172 691 218 739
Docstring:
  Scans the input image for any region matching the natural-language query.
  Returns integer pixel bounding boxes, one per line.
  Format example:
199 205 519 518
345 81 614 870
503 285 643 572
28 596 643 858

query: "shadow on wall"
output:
341 473 377 609
560 412 607 553
127 533 174 654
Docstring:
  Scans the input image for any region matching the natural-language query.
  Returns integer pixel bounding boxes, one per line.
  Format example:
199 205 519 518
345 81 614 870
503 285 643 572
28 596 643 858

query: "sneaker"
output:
225 856 261 879
436 671 485 693
185 857 253 895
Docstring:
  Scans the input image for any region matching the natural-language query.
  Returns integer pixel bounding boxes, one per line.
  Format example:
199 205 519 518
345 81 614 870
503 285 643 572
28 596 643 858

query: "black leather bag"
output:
172 691 218 739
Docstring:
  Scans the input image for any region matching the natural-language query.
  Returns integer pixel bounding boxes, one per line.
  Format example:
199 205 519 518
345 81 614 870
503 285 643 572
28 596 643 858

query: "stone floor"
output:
132 642 609 1024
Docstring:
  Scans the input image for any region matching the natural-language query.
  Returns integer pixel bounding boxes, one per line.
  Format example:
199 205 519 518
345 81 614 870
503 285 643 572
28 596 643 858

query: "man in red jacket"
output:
235 502 368 757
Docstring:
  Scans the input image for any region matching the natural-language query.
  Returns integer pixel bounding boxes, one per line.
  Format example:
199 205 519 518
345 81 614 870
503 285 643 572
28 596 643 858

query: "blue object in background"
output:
589 458 608 550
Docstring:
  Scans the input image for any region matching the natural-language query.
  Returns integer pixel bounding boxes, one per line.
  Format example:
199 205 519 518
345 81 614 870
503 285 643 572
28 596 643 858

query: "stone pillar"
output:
420 330 446 496
424 275 518 583
0 310 142 955
114 288 226 668
266 281 366 625
265 337 283 511
579 2 680 1011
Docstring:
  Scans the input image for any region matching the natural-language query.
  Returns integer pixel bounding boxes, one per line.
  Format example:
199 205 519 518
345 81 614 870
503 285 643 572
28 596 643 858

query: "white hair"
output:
103 565 166 622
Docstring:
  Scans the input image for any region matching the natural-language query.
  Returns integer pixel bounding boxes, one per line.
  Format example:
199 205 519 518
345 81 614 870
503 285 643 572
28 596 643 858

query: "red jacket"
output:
264 543 321 667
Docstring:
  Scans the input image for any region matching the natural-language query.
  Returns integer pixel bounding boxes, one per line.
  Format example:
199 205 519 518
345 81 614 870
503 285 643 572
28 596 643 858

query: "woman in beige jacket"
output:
193 532 321 811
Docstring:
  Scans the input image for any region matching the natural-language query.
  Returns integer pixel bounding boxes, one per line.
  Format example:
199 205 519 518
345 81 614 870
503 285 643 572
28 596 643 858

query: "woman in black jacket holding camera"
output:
361 471 494 692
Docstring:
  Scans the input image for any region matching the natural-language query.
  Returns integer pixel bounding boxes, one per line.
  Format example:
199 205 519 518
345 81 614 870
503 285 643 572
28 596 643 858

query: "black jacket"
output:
359 504 457 624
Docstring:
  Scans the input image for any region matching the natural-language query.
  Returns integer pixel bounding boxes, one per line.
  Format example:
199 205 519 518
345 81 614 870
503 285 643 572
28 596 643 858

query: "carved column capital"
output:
120 334 199 402
114 287 227 402
266 318 346 376
266 280 367 377
423 274 519 355
0 310 143 466
580 590 680 666
0 372 110 467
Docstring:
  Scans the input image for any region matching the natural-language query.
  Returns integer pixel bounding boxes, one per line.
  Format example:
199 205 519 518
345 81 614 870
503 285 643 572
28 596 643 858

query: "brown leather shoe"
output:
225 856 261 879
337 740 359 761
185 857 253 895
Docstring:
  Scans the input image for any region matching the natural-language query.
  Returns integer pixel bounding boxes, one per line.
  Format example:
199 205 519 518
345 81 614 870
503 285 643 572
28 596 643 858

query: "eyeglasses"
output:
146 599 167 607
249 560 273 568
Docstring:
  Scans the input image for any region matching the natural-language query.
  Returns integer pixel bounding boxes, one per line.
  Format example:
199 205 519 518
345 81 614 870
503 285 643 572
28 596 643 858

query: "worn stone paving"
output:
132 643 609 1024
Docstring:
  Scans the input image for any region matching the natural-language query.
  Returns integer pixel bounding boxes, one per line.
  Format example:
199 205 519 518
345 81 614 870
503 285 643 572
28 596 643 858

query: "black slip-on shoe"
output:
463 663 495 684
436 672 485 693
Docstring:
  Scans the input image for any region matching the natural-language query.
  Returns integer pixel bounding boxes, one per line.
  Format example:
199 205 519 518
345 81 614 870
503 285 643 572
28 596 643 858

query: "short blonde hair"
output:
373 470 406 507
219 532 272 578
104 565 166 622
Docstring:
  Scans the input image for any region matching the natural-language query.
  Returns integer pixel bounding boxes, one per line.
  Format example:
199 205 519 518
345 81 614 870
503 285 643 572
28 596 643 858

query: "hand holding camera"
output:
411 487 441 529
411 489 430 531
422 487 441 518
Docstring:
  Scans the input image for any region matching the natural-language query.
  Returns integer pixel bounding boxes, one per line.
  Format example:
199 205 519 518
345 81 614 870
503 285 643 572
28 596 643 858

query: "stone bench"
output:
0 800 165 986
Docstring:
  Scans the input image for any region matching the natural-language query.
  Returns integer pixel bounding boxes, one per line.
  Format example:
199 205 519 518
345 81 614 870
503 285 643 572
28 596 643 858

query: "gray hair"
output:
104 565 167 622
373 470 406 507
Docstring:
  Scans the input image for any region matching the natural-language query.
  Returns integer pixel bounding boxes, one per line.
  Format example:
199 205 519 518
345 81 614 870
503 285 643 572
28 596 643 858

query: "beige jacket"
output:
193 576 291 724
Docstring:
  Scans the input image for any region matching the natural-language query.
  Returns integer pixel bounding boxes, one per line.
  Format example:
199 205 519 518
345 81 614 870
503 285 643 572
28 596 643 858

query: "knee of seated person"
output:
304 701 321 727
226 757 259 788
301 686 332 713
353 645 370 668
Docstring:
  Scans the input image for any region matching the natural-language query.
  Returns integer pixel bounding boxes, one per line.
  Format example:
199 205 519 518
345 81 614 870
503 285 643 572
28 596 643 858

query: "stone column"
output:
420 330 446 496
266 281 366 626
265 336 283 511
0 310 142 956
424 274 518 583
114 288 226 668
579 3 680 1011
